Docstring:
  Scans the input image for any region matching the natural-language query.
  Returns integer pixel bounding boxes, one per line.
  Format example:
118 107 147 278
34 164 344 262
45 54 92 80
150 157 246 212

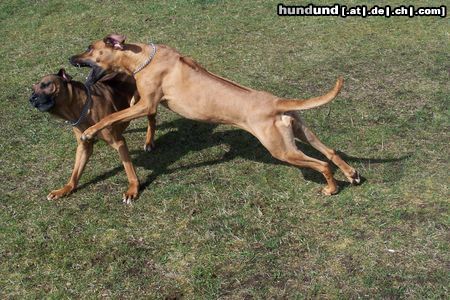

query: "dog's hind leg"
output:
253 117 338 195
283 150 339 195
289 113 360 184
47 129 94 200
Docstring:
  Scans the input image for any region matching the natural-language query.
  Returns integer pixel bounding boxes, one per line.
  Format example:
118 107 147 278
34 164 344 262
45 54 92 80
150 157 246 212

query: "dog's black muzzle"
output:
29 93 55 112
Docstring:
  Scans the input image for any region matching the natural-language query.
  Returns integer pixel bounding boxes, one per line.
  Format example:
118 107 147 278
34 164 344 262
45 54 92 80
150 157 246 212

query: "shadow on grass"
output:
78 118 411 194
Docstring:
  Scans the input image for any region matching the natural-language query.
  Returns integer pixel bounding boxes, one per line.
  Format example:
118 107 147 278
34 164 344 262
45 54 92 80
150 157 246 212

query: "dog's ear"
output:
103 34 126 50
57 68 72 82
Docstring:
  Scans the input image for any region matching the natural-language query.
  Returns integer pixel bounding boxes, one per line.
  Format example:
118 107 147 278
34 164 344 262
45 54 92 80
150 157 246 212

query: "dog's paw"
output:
80 133 93 142
319 185 339 196
347 170 361 185
122 188 138 205
80 128 97 142
143 141 156 152
47 185 73 200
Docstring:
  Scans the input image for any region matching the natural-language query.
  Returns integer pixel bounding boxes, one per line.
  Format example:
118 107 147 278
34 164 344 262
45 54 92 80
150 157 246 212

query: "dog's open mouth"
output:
69 57 106 86
85 66 106 86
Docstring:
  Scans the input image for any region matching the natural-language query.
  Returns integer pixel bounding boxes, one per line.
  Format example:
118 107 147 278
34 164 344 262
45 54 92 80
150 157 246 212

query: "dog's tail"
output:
275 77 344 112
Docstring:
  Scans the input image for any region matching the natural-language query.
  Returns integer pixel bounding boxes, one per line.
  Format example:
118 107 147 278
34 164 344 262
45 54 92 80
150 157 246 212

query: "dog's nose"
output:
29 94 39 106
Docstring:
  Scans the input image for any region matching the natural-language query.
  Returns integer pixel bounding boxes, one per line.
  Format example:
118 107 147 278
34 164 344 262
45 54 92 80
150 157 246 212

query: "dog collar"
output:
133 43 156 76
65 84 92 127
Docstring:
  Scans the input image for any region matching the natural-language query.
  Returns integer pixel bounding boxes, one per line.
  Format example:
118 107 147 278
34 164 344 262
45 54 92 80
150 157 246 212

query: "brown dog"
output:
29 69 151 203
70 34 360 195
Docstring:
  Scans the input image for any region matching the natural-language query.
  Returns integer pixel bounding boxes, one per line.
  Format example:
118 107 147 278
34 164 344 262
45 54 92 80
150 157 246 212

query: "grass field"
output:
0 0 448 298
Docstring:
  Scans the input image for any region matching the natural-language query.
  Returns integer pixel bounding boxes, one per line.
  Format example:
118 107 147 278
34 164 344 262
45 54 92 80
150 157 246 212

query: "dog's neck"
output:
49 81 89 123
116 43 154 75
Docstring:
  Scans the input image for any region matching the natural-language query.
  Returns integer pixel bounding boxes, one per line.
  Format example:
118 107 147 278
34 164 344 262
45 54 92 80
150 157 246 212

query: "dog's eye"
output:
40 82 50 89
86 45 93 52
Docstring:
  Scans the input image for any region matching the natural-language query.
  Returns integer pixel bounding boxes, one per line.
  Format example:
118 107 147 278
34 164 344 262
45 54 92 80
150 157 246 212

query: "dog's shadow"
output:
78 118 411 193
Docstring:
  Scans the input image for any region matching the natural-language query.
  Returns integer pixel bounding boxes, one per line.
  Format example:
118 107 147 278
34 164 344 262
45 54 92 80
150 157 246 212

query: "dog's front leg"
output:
128 92 157 152
143 115 156 152
47 130 94 200
81 102 149 141
81 87 161 142
102 131 139 204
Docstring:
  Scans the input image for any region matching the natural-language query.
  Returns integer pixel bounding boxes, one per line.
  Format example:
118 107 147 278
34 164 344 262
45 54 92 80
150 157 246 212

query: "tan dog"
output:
29 69 150 203
70 34 360 195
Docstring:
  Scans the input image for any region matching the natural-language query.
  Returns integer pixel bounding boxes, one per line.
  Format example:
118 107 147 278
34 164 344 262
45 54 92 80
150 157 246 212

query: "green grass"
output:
0 0 448 298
